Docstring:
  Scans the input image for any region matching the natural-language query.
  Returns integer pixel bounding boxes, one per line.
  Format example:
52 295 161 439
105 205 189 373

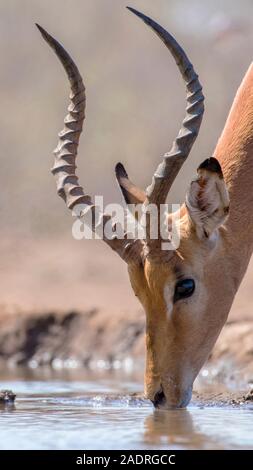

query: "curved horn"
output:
36 24 140 262
127 7 205 205
36 24 89 209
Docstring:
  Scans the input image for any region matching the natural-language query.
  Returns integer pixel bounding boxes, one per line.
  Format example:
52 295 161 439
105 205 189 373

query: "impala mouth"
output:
152 386 192 409
152 389 166 408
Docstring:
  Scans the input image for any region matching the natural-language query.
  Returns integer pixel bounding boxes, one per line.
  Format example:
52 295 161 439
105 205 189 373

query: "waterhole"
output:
0 370 252 450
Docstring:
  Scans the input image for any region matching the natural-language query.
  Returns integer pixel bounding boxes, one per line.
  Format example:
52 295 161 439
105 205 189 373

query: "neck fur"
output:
214 63 253 248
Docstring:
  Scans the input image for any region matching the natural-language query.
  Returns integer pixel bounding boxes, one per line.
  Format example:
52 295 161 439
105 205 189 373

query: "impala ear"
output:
185 157 230 239
115 162 146 205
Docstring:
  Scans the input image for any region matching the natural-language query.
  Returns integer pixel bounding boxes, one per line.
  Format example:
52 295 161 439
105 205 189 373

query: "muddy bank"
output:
0 309 253 383
0 309 145 369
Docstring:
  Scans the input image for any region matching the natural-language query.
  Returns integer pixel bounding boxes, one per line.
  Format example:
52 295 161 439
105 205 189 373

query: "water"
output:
0 371 253 450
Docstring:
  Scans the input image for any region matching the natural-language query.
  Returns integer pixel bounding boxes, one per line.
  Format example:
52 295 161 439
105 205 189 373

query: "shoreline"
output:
0 309 253 387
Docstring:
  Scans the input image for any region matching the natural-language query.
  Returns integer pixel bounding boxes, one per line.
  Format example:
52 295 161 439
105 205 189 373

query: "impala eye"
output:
174 278 195 302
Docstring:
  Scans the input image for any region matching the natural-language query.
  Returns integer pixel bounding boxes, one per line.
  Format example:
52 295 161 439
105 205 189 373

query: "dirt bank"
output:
0 308 253 384
0 308 145 369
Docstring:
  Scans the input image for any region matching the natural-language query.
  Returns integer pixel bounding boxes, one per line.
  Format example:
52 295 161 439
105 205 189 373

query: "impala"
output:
37 7 253 408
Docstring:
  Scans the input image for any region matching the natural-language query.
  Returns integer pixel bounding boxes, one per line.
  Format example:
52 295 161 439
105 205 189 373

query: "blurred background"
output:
0 0 253 318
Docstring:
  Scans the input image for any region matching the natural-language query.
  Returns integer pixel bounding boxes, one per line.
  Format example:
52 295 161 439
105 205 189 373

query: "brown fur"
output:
215 63 253 246
126 65 253 408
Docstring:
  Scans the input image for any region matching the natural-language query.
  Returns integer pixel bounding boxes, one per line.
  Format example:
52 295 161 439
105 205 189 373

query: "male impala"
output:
37 7 253 408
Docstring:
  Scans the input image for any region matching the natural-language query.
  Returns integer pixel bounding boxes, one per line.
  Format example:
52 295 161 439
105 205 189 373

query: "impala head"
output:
37 7 235 409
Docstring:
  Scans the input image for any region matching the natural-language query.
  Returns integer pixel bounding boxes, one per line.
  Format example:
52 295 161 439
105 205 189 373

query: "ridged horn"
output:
36 24 141 262
127 7 205 205
36 23 91 210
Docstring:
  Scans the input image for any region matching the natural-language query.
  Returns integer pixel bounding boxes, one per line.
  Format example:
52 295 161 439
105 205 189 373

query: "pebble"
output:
0 389 16 403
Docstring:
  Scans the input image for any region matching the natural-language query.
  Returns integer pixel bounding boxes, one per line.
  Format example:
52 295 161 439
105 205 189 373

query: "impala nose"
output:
152 389 166 408
152 386 192 409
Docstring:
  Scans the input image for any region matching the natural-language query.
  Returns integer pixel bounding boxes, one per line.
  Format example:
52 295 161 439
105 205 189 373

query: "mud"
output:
0 308 145 369
0 307 253 387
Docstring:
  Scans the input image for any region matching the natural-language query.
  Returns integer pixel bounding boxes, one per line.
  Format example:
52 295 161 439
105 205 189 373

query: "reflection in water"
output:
144 409 222 449
0 402 16 412
0 374 252 450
